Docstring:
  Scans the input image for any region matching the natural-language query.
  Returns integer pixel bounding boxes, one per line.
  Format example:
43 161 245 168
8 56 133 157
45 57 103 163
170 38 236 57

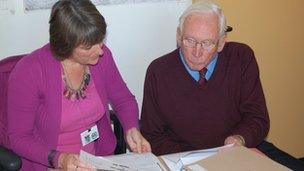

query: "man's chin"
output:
188 63 205 71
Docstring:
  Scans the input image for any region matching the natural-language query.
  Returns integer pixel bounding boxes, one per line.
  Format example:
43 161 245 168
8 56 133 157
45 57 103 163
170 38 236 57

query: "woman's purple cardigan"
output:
7 44 139 171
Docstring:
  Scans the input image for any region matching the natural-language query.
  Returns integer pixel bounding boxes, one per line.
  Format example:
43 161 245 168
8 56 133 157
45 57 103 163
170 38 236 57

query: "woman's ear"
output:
217 35 226 52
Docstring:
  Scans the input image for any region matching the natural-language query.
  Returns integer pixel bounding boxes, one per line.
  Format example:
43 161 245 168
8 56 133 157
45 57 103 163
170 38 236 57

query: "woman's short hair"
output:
49 0 107 61
178 0 227 36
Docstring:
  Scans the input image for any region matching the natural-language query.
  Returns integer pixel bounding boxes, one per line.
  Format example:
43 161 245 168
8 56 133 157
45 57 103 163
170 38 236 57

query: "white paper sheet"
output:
80 150 137 171
105 152 166 171
23 0 187 11
0 0 14 15
80 150 166 171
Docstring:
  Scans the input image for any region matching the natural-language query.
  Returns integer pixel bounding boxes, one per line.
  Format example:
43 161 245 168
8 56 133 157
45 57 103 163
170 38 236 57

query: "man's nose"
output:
192 43 204 57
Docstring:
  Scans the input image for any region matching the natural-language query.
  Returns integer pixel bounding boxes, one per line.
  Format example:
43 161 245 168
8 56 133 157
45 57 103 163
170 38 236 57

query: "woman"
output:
7 0 150 170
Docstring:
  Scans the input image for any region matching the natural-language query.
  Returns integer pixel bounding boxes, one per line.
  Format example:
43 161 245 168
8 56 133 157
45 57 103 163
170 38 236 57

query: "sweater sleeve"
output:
7 58 53 167
103 46 139 133
141 64 193 155
230 45 270 147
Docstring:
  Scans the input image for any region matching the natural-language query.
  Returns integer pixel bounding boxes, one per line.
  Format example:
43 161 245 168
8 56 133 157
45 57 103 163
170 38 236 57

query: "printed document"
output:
80 150 166 171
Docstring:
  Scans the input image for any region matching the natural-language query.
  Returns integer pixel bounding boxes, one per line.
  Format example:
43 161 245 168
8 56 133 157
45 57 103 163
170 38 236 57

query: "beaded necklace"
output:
62 63 90 100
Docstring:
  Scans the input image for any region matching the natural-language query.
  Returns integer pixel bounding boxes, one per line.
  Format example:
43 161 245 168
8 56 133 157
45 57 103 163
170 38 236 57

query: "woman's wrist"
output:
58 153 69 169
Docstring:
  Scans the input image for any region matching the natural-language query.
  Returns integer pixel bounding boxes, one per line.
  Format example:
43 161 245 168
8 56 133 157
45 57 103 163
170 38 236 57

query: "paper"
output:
0 0 15 15
24 0 187 11
80 150 136 171
80 150 166 171
105 152 166 171
159 144 233 171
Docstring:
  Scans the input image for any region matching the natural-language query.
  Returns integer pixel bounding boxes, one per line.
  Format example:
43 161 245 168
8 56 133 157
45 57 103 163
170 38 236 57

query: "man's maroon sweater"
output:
141 42 270 155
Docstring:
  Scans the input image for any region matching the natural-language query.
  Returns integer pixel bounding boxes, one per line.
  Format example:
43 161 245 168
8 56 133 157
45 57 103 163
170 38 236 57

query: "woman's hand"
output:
125 127 151 153
59 153 94 171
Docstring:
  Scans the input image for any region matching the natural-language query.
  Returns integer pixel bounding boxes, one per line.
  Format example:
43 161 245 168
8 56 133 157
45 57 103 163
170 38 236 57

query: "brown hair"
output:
49 0 107 60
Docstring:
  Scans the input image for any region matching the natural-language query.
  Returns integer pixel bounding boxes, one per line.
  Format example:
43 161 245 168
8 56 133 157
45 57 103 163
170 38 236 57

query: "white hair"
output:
178 0 227 36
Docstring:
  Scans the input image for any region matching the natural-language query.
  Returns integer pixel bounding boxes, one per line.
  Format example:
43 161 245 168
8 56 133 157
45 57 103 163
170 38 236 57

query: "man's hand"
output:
224 135 245 146
126 127 151 153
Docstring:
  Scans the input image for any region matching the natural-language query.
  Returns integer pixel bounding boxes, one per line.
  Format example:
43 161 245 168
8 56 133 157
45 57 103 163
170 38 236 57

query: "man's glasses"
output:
182 37 218 51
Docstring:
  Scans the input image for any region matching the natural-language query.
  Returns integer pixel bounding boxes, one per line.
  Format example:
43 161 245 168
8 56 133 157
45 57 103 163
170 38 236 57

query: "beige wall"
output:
194 0 304 157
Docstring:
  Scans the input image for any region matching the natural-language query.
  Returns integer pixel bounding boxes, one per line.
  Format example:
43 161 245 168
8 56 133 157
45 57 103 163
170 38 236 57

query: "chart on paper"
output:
24 0 187 11
0 0 14 15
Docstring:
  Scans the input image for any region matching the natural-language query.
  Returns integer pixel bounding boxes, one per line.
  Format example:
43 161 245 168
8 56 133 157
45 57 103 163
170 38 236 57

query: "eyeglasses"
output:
182 37 218 51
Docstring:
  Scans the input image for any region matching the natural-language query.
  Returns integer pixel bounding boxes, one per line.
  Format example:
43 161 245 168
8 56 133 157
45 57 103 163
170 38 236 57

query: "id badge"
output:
80 125 99 146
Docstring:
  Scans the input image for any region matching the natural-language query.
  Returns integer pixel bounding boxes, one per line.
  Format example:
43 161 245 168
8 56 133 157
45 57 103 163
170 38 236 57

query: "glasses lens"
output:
183 37 218 50
183 38 196 47
202 40 214 50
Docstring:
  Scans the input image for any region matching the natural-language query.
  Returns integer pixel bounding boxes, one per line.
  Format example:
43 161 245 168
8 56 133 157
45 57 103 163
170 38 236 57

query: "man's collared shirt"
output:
179 49 218 81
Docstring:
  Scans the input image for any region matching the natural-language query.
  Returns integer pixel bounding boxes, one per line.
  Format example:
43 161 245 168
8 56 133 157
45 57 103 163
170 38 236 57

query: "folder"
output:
184 146 291 171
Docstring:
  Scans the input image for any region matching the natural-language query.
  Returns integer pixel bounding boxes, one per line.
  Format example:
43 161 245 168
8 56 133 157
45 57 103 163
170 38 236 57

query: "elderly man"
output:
141 0 304 170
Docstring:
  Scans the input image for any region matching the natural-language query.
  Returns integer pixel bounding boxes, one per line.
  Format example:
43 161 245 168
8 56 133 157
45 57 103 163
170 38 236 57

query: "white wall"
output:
0 0 191 110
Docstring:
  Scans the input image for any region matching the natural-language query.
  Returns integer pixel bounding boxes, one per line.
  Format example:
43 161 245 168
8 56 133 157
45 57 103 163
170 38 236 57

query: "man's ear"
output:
217 35 226 52
176 27 182 47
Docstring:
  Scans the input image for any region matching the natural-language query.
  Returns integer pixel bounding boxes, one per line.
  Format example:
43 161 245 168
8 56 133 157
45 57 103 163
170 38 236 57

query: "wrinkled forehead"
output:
183 13 220 39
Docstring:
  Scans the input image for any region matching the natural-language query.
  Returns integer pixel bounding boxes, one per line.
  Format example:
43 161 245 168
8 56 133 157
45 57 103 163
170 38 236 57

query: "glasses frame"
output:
182 37 219 51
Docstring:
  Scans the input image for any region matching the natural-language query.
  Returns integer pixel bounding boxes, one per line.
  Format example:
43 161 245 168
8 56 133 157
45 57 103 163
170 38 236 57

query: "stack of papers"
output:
79 144 232 171
80 145 291 171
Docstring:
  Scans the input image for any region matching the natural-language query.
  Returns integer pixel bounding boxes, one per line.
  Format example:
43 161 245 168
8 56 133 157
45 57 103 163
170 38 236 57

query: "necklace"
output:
62 62 90 100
